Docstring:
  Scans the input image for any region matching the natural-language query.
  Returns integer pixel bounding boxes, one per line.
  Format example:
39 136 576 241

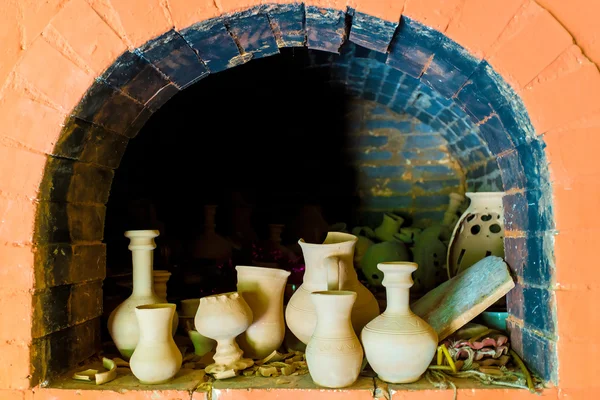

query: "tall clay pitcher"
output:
285 232 380 344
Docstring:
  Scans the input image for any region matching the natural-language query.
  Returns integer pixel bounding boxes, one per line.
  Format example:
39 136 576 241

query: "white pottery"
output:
306 291 364 388
447 192 505 278
361 262 438 383
108 230 163 359
130 304 182 384
153 270 178 335
285 232 380 344
194 292 254 374
236 266 291 359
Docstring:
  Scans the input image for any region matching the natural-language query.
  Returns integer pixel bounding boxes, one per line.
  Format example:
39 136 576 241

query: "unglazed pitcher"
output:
285 232 379 344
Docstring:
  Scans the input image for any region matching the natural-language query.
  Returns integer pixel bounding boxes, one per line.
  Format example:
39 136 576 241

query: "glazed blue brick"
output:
478 114 515 155
145 83 179 111
413 165 457 180
467 164 486 180
453 132 481 151
522 328 557 383
376 94 393 106
414 122 436 134
72 79 145 136
363 165 407 178
389 92 413 111
181 19 243 73
415 112 433 125
349 11 398 53
227 12 279 59
449 118 472 136
139 30 209 89
462 147 491 164
387 17 434 78
387 180 412 192
503 189 554 233
402 149 448 162
363 196 413 209
305 7 347 53
363 91 377 101
352 150 392 161
437 108 458 125
124 107 153 138
505 235 554 287
365 77 383 94
266 3 306 47
384 67 404 83
421 35 481 99
353 135 388 147
404 134 446 149
516 139 548 190
506 283 525 320
414 179 461 193
101 51 170 104
496 98 535 147
415 195 452 208
365 119 411 131
380 82 399 97
497 150 526 190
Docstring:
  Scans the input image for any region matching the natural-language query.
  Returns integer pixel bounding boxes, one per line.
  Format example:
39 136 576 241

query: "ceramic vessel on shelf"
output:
194 292 254 374
179 298 216 356
192 205 233 262
480 310 509 331
130 304 182 384
361 262 438 383
108 230 163 359
374 213 404 242
411 226 447 293
306 291 364 388
360 234 411 287
351 226 375 268
285 232 380 344
447 192 505 278
153 270 178 335
236 265 291 359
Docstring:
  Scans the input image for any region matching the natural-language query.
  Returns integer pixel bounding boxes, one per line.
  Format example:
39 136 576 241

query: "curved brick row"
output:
0 0 598 397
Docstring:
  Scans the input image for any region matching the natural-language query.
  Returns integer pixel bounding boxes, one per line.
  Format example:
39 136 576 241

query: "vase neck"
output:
385 286 411 315
132 249 154 297
136 306 174 341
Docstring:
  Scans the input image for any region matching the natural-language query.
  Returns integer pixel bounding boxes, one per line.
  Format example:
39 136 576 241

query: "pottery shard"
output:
259 366 279 377
411 256 515 341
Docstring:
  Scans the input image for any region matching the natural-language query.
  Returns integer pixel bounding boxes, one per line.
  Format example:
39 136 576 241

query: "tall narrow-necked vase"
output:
361 262 438 383
236 265 291 359
447 192 505 278
108 230 163 359
153 270 178 335
130 304 182 384
285 232 380 344
306 291 364 388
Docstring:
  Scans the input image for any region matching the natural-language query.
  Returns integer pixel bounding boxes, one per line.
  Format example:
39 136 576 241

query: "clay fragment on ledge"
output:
411 256 515 341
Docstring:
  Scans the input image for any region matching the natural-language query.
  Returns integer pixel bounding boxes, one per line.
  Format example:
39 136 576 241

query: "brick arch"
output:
0 0 598 396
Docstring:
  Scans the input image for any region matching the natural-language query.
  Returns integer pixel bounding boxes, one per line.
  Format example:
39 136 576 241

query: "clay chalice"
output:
194 292 254 375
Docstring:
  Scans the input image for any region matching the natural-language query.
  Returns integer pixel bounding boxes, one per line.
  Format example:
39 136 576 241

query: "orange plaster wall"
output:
1 0 600 398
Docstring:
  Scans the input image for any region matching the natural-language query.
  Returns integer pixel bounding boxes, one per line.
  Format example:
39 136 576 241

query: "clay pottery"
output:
374 213 404 242
285 232 380 344
236 265 291 359
360 235 411 287
153 270 178 335
130 304 182 384
108 230 163 359
306 291 364 388
192 205 233 262
351 226 375 268
412 226 447 293
361 262 438 383
195 292 254 374
447 192 505 278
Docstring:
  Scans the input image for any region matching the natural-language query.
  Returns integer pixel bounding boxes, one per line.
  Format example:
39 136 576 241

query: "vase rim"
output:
136 303 175 310
377 261 418 274
298 231 357 246
124 229 160 238
200 291 239 301
235 265 291 278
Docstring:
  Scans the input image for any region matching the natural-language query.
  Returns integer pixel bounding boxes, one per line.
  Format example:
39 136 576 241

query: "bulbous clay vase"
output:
447 192 505 278
306 291 364 388
374 213 404 242
153 270 178 335
130 304 182 384
195 292 254 374
108 230 163 359
285 232 380 344
236 265 291 359
361 262 438 383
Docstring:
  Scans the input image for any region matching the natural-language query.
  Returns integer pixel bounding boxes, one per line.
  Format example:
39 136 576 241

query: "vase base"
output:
377 374 422 384
205 358 254 375
118 348 135 360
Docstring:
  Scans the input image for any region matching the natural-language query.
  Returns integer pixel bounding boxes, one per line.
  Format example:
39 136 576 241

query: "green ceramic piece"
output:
412 226 447 293
361 240 411 286
374 213 404 242
481 311 508 331
188 329 216 357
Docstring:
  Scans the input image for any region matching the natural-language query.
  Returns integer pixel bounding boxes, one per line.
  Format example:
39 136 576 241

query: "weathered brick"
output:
35 202 106 244
34 244 106 290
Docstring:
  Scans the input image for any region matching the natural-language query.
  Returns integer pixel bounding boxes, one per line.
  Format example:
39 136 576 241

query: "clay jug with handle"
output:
285 232 380 344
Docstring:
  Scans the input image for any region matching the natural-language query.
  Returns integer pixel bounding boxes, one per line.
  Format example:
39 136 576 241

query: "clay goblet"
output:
194 292 254 375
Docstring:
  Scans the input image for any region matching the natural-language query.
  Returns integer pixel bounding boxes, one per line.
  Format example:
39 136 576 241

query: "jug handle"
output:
324 256 341 291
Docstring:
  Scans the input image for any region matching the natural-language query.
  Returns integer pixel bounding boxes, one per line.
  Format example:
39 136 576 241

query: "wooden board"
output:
411 256 515 341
